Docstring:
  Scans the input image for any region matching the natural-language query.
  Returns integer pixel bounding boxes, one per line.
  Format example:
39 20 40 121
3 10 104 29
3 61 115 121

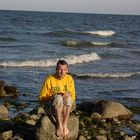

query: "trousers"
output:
45 94 72 115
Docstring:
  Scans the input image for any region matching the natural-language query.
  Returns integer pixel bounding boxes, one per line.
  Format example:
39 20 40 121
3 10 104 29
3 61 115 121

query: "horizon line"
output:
0 9 140 16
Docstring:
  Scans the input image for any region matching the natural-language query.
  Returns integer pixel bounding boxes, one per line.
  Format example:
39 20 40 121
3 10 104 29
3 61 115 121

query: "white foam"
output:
91 42 111 46
63 40 111 47
0 53 101 67
64 40 78 46
83 30 115 36
75 72 139 78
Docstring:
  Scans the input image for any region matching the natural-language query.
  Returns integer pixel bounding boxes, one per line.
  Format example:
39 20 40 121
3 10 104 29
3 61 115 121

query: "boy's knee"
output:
52 94 63 109
64 96 72 107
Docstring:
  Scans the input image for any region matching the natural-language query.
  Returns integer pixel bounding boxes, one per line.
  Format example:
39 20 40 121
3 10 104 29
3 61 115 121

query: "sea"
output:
0 10 140 117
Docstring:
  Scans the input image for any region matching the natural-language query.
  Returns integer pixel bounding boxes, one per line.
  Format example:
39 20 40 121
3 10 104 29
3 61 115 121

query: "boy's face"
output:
56 64 68 78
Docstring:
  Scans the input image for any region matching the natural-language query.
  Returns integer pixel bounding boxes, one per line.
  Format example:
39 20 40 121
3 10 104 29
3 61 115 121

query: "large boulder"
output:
36 114 79 140
4 85 19 96
0 80 19 97
0 105 9 120
92 100 133 119
77 101 94 114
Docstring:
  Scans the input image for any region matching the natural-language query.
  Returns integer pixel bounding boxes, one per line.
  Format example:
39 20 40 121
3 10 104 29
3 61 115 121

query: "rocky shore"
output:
0 81 140 140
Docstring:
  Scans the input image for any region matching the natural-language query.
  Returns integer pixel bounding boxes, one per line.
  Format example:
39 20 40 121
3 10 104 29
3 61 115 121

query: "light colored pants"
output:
45 94 72 115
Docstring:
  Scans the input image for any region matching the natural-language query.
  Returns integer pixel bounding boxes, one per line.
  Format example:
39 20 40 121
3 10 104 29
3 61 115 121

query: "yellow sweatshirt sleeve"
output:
68 75 76 102
38 77 51 103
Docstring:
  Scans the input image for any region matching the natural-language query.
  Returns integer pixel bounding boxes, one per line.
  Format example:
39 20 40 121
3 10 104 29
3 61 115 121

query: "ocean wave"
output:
62 40 110 47
82 30 115 36
42 29 115 37
65 29 115 36
73 72 140 79
62 40 126 47
0 53 100 67
0 37 17 42
40 29 76 36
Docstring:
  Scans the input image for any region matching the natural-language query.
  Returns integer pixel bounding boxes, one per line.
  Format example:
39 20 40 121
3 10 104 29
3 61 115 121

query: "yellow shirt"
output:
39 73 76 103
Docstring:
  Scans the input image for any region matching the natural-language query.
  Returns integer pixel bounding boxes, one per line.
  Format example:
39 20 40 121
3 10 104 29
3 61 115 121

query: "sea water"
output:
0 10 140 114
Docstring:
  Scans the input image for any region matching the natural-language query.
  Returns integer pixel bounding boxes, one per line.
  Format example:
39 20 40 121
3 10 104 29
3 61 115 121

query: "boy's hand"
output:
63 92 71 100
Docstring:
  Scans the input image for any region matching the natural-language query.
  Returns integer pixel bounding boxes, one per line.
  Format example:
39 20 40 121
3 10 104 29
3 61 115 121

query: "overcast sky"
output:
0 0 140 15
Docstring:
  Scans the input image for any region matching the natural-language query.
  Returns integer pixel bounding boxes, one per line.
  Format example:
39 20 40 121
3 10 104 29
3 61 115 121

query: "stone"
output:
0 80 6 96
78 135 87 140
98 129 107 135
37 107 46 114
29 114 38 120
91 112 102 121
30 107 45 115
77 101 94 114
95 135 107 140
0 105 9 120
25 119 36 126
123 135 135 140
25 114 38 126
92 100 133 119
0 81 19 97
4 85 19 96
130 124 140 132
0 130 13 140
36 114 79 140
10 136 24 140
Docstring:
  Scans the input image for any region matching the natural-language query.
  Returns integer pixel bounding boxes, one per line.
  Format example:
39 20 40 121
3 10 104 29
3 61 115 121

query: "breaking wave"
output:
62 40 111 47
62 40 126 47
73 72 140 79
43 29 115 37
0 53 100 67
82 30 115 36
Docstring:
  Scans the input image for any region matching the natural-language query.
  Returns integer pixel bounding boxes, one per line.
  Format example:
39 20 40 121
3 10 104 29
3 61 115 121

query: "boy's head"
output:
56 60 68 78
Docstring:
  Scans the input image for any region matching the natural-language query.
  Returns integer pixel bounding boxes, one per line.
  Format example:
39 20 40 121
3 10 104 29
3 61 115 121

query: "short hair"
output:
56 60 68 67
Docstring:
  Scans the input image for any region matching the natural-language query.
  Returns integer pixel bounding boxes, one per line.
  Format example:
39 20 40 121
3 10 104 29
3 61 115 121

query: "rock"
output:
0 105 9 120
4 85 19 96
120 131 125 136
30 107 45 115
123 135 135 140
15 102 29 110
113 118 121 125
98 129 107 135
78 135 87 140
13 112 29 123
92 100 133 119
91 112 102 121
0 80 19 97
0 80 6 96
10 135 23 140
129 124 140 132
0 130 13 140
25 114 39 125
25 119 36 126
77 101 94 114
0 121 13 133
29 114 38 120
95 135 107 140
3 100 10 109
36 114 79 140
37 107 46 114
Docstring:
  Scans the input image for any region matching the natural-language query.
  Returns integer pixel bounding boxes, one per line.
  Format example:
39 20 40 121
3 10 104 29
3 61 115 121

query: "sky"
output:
0 0 140 15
